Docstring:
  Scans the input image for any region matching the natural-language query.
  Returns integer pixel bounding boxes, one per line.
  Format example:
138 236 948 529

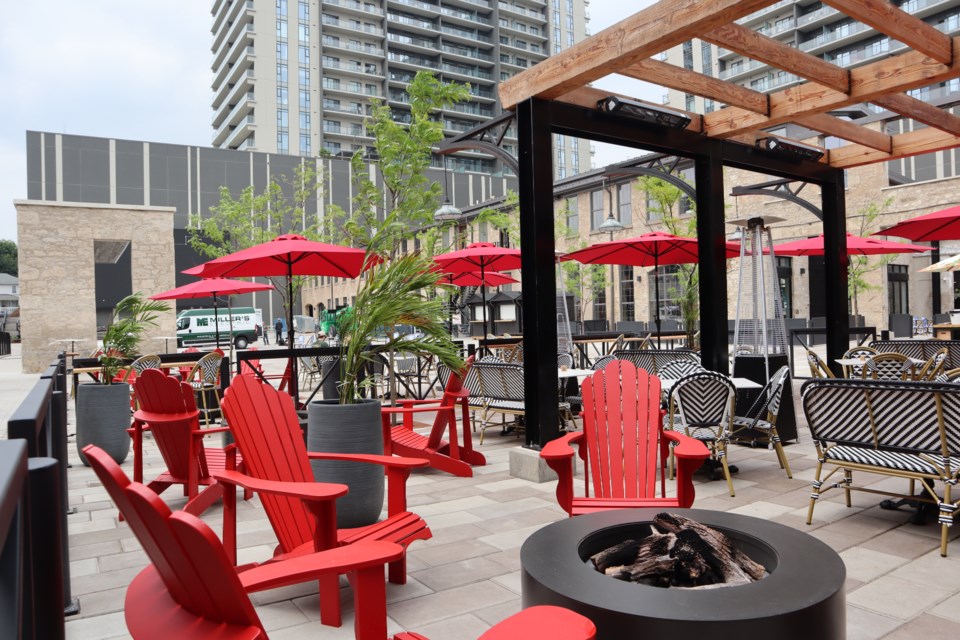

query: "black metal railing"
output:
3 353 77 639
0 332 10 356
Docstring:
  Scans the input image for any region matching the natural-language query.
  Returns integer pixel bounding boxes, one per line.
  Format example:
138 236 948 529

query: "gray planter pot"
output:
307 399 383 528
76 382 131 466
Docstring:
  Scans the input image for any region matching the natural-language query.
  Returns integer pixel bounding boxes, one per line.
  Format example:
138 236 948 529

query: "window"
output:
888 264 909 315
277 42 288 60
277 131 289 154
590 190 604 230
701 41 713 76
565 196 578 235
594 290 606 325
651 265 682 321
277 86 288 105
299 111 311 129
299 45 310 64
299 89 310 108
299 67 310 85
299 134 311 155
618 183 632 226
276 0 287 15
620 266 635 322
682 40 693 70
276 63 288 83
277 109 288 128
277 20 288 39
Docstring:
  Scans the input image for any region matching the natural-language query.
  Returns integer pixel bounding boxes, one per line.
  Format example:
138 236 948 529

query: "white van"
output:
176 307 262 349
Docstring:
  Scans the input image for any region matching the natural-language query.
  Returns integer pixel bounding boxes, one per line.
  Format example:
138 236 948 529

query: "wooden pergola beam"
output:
873 94 960 136
703 23 850 93
703 38 960 138
822 0 954 64
498 0 771 109
621 59 769 114
795 114 892 153
829 126 960 168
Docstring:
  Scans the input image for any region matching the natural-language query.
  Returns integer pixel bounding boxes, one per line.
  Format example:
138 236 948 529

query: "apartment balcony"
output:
386 13 440 35
799 21 875 56
212 34 254 85
388 0 440 18
212 0 253 51
796 4 844 30
212 77 255 127
218 114 257 150
212 7 254 59
441 44 493 62
212 100 256 147
387 51 440 69
441 25 493 44
497 2 545 21
901 0 957 23
322 102 368 117
321 15 385 37
324 59 384 78
321 36 384 57
719 57 770 83
439 62 493 81
445 0 492 10
212 62 255 109
321 0 384 18
439 6 492 26
447 102 495 118
734 0 793 28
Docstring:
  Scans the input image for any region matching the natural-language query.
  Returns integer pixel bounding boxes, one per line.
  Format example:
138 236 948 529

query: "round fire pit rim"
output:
522 508 846 623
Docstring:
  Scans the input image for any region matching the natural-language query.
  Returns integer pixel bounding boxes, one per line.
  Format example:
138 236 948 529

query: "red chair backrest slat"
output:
220 374 316 552
425 355 474 449
133 369 208 481
581 360 661 501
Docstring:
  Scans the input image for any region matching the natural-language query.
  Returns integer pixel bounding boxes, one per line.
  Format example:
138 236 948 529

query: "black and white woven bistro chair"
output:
730 365 792 478
863 352 913 381
841 346 876 378
667 371 737 496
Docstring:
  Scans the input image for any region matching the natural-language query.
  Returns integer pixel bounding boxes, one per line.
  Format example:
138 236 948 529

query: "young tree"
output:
639 177 699 345
187 163 324 320
848 197 895 315
330 72 471 258
0 239 17 276
555 201 607 327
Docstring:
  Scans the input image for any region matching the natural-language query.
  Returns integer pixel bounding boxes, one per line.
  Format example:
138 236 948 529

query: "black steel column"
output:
821 170 849 374
516 98 559 449
932 241 941 315
695 147 729 374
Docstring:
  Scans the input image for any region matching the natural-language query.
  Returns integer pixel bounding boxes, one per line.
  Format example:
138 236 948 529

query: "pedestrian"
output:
259 322 269 345
275 318 283 345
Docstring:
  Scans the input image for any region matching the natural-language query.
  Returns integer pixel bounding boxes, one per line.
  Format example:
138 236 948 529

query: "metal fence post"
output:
25 458 65 640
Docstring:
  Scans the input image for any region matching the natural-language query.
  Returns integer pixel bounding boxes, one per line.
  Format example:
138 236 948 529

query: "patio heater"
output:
556 254 574 357
730 216 797 441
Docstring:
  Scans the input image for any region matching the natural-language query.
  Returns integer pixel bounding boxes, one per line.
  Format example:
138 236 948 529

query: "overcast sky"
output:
0 0 658 243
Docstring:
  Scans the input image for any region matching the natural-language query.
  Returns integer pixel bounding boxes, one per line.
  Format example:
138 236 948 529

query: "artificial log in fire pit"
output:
590 512 767 588
522 509 846 640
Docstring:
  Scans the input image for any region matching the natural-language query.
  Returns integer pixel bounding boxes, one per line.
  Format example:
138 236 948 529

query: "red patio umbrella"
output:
185 234 369 403
561 232 741 340
434 243 522 339
150 278 274 349
770 233 931 256
873 205 960 242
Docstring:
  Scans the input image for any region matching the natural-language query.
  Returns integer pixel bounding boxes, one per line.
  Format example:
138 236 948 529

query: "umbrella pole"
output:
227 298 235 362
481 263 489 352
213 295 221 349
287 264 299 406
654 256 661 348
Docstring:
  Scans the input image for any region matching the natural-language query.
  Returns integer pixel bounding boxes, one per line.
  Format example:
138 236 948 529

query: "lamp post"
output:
598 191 624 332
435 158 465 336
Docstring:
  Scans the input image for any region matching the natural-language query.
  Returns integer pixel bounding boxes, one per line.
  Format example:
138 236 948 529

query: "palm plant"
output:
98 293 170 383
337 252 462 403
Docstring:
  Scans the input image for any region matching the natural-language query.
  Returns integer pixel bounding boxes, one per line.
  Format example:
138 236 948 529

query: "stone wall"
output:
14 201 177 373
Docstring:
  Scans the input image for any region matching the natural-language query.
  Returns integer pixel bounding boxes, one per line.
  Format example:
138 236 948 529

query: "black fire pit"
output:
521 509 845 640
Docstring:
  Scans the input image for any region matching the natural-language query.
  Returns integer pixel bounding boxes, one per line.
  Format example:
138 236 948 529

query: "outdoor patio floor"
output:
4 344 958 639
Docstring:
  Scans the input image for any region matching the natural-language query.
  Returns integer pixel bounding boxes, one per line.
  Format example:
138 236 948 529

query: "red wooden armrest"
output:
306 452 430 469
238 541 403 593
661 431 709 508
381 404 448 415
190 425 231 436
133 408 201 423
212 469 348 501
540 432 583 461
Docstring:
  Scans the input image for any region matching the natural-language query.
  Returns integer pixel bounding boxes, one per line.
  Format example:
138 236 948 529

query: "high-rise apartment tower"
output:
210 0 592 178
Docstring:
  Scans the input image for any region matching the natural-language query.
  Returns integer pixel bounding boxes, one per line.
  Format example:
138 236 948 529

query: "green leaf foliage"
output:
0 239 17 276
99 293 170 383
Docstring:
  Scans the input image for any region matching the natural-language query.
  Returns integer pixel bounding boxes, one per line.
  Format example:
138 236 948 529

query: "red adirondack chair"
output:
128 368 244 515
216 373 432 628
83 444 405 640
541 360 709 516
381 355 485 477
85 444 598 640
